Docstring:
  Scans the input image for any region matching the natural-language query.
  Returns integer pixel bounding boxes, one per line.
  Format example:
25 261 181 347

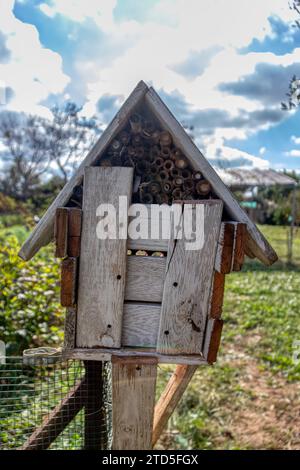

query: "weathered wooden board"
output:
203 318 224 364
67 208 82 257
84 361 106 450
64 307 76 349
232 223 246 271
214 222 235 274
145 86 277 266
157 201 223 355
122 302 161 348
112 357 157 450
209 272 225 319
152 364 197 446
65 348 207 365
60 258 77 307
76 167 133 349
19 81 149 261
125 256 166 303
54 208 68 258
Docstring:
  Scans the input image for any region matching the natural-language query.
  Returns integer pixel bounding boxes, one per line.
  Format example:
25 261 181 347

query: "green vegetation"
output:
0 221 299 449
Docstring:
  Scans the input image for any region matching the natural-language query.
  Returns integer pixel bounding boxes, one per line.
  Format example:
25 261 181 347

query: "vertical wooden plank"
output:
60 258 77 307
76 167 133 348
203 318 224 364
232 223 246 271
67 208 82 257
64 307 76 349
214 222 235 274
152 364 197 446
112 357 157 450
54 208 69 258
157 201 223 355
209 272 225 319
84 361 107 450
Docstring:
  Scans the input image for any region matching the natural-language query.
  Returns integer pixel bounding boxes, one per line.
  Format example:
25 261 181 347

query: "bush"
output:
0 235 64 355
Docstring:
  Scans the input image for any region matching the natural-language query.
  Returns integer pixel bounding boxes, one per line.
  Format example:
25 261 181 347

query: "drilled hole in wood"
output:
107 324 112 329
164 330 169 335
173 282 178 287
136 366 141 371
117 275 122 280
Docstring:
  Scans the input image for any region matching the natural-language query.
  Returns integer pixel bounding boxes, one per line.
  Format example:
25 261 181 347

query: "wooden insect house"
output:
19 81 277 450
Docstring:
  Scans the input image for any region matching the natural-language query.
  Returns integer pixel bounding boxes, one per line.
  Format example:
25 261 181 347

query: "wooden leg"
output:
112 356 157 450
84 361 107 450
152 364 197 446
21 378 86 450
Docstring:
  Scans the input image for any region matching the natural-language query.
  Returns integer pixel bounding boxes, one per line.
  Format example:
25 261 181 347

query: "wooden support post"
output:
152 364 197 446
68 208 82 257
112 356 157 450
84 361 107 450
54 208 69 258
21 378 86 450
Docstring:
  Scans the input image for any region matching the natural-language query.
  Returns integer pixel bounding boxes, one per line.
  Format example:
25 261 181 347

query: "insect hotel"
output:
19 81 277 450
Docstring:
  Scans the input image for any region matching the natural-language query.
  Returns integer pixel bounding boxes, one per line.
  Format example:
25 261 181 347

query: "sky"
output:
0 0 300 171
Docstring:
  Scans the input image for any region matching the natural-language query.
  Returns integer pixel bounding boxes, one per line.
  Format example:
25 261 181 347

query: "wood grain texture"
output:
203 318 224 364
64 307 76 349
214 222 235 274
152 364 197 446
232 223 246 271
112 360 157 450
60 258 77 307
125 256 166 303
76 167 133 348
157 201 223 355
19 80 149 261
122 302 161 348
67 208 82 257
65 348 207 365
54 208 68 258
145 87 277 266
209 272 225 319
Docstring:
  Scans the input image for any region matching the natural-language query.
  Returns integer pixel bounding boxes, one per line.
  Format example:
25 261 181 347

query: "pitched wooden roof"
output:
19 80 277 265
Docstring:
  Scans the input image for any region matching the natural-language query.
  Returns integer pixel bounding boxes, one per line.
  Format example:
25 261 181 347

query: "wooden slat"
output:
67 208 82 257
214 222 235 274
157 201 223 355
54 208 68 258
232 223 246 271
19 80 149 261
65 348 207 365
145 86 278 266
152 365 197 446
76 167 133 348
125 256 166 303
121 302 161 348
209 272 225 319
64 307 76 349
203 318 224 364
60 258 77 307
112 358 157 450
21 378 86 450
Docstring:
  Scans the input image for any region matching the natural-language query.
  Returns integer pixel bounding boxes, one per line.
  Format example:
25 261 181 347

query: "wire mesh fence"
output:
0 356 112 450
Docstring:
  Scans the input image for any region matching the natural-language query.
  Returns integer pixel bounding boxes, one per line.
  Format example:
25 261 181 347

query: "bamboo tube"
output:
155 193 169 204
111 139 121 152
193 171 202 181
161 147 171 159
142 120 155 139
150 146 160 161
163 160 174 171
175 155 188 169
181 169 192 180
172 188 183 199
135 147 144 158
136 160 150 175
128 146 136 157
132 134 143 147
150 165 159 176
183 179 194 192
148 181 161 195
119 130 130 145
171 167 181 178
173 176 184 187
152 130 161 145
162 182 172 194
158 170 169 182
159 131 172 147
129 113 142 134
140 192 154 204
142 174 152 183
155 157 164 168
195 179 211 196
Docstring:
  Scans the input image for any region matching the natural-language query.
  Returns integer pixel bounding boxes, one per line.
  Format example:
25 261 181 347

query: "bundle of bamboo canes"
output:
69 112 213 207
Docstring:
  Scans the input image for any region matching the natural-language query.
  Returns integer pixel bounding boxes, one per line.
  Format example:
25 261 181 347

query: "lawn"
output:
0 221 299 449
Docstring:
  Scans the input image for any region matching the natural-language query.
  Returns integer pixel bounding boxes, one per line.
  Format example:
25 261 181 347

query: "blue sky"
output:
1 0 300 171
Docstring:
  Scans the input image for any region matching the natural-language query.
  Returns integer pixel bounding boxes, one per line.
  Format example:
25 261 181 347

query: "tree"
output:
0 103 100 201
281 2 300 109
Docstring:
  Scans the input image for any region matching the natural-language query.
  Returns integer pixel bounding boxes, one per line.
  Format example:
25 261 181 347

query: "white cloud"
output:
259 146 266 155
291 135 300 145
285 149 300 157
0 0 70 116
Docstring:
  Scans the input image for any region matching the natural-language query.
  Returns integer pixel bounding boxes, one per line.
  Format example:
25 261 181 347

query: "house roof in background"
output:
215 168 297 188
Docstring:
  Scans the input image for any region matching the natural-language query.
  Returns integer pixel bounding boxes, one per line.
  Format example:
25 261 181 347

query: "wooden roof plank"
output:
144 87 278 266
